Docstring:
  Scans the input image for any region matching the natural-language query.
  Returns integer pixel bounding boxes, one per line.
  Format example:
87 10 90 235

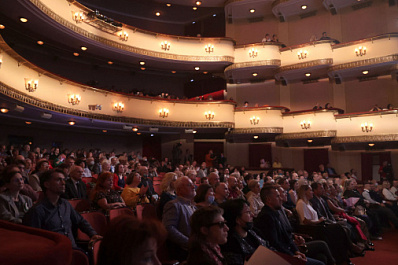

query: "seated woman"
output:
29 159 50 191
112 163 126 190
194 184 215 209
186 206 228 265
156 172 177 219
121 172 149 208
0 171 33 223
245 180 264 217
90 172 126 211
98 215 167 265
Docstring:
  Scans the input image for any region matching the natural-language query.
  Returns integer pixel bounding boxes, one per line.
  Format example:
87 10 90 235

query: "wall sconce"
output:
0 54 3 68
205 44 214 53
118 31 128 41
355 46 366 56
161 41 170 51
72 11 85 23
300 120 311 129
205 111 215 120
361 122 373 132
113 102 124 113
68 94 81 105
297 50 307 60
250 116 260 125
159 108 169 118
24 78 38 92
249 48 258 58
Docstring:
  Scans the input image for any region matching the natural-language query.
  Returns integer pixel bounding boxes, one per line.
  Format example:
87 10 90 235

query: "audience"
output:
194 184 215 209
63 166 87 199
90 172 126 211
121 172 149 208
156 172 177 219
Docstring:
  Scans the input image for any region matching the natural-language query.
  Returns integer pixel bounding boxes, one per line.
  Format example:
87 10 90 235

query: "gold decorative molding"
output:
225 60 281 72
332 33 398 50
235 42 283 49
329 55 398 72
29 0 234 63
332 134 398 144
280 40 335 52
335 110 398 119
279 59 333 72
283 108 341 117
0 82 234 128
229 127 283 134
276 130 337 140
235 106 288 112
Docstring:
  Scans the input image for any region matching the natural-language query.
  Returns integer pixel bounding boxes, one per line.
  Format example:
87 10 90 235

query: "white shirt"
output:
383 188 397 201
296 199 318 225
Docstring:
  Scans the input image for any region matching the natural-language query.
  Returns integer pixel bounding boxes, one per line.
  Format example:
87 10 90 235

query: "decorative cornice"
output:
234 42 283 49
335 109 398 119
0 82 234 128
29 0 234 63
229 127 283 134
235 106 288 112
332 134 398 144
276 130 337 140
225 60 281 72
279 59 333 72
279 40 335 52
283 108 341 117
330 54 398 72
332 33 398 50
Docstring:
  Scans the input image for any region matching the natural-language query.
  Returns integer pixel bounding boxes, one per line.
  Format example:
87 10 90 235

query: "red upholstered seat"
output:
90 238 102 265
70 249 89 265
68 199 91 213
81 177 94 184
108 207 135 222
153 184 162 195
135 203 157 220
0 220 72 265
77 212 107 241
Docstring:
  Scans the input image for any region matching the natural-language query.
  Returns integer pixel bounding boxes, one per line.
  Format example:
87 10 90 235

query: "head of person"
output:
276 185 287 203
69 166 84 182
101 161 111 172
220 199 253 233
248 179 261 195
175 176 196 200
194 184 215 204
98 215 166 265
208 172 220 187
115 163 125 175
277 177 289 191
96 172 114 191
311 182 324 197
382 180 391 189
160 172 177 193
297 184 313 201
227 175 238 189
190 206 228 245
200 177 209 185
139 166 149 178
3 171 24 193
215 182 229 200
289 179 299 191
36 159 50 172
126 172 141 187
187 170 197 183
40 169 67 195
260 184 282 210
344 178 357 191
65 157 75 168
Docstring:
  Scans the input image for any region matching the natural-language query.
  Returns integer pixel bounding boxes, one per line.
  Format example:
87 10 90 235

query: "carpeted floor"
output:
351 229 398 265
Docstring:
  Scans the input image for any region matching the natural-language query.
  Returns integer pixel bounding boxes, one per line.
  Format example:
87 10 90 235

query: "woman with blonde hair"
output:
156 172 177 219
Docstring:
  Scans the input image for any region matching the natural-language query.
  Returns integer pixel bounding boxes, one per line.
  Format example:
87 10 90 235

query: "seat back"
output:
108 207 135 222
70 249 89 265
90 238 102 265
77 212 107 241
153 184 162 195
135 204 157 220
81 177 94 184
68 199 90 213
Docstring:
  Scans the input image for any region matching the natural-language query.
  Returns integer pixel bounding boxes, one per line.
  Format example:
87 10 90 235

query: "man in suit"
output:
63 166 87 199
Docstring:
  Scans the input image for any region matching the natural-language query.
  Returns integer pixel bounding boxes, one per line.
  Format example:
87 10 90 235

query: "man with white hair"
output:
162 176 197 261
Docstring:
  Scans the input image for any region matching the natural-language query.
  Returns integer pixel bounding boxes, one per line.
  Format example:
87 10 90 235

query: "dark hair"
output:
277 177 288 186
35 159 49 171
3 171 21 184
219 199 249 231
311 182 321 191
200 177 208 184
260 184 277 203
194 184 212 203
289 179 297 190
98 215 167 265
125 172 139 185
190 206 224 242
90 172 113 200
115 163 124 175
40 169 66 193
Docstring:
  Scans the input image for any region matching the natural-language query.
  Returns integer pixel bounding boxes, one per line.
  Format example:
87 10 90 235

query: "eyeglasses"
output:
207 221 228 228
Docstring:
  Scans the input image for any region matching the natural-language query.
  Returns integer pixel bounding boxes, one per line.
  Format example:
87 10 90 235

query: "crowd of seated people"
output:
1 144 398 264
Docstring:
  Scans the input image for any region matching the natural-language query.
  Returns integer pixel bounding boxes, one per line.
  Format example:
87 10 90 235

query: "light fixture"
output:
0 24 5 29
205 111 215 120
252 72 258 77
102 130 107 133
301 5 307 10
118 31 128 41
155 12 161 16
24 78 38 92
68 121 76 126
193 130 197 134
159 108 169 118
193 7 197 10
249 48 258 58
250 116 260 125
305 73 311 77
161 41 170 51
192 21 196 24
81 46 87 51
108 61 113 65
137 132 141 135
253 135 259 139
113 102 125 113
297 50 308 60
195 66 200 71
307 139 313 143
141 67 146 70
0 54 3 67
300 120 311 129
213 14 217 17
72 11 85 23
368 143 375 147
362 70 369 75
196 1 202 5
151 134 154 137
20 17 28 23
166 3 171 7
132 127 138 132
68 94 81 105
0 108 9 113
205 44 214 53
203 71 208 74
37 41 44 45
139 61 145 65
361 122 373 132
25 121 32 125
73 52 79 57
249 9 255 13
355 46 366 56
171 71 176 74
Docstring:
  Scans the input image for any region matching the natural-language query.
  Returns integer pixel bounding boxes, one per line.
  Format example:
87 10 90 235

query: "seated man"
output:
208 171 220 188
162 176 197 261
63 166 87 199
214 182 229 206
23 169 101 248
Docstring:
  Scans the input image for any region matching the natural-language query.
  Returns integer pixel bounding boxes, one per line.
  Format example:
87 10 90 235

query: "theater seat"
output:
0 220 72 265
70 249 89 265
135 203 157 220
68 199 90 213
108 207 135 222
90 238 102 265
77 212 107 241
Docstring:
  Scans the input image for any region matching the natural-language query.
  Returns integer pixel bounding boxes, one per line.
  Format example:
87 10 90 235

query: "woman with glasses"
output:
187 206 228 265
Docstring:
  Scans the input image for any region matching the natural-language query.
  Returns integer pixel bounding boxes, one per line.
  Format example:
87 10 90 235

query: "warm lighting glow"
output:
73 52 79 57
355 46 367 56
166 3 171 7
0 25 5 30
361 122 373 133
195 66 200 71
37 41 44 45
193 7 197 10
362 70 369 75
0 108 9 113
193 130 197 134
249 9 255 13
161 41 170 51
24 78 38 92
137 132 141 135
205 44 214 53
68 121 76 126
300 120 311 130
171 71 176 74
196 1 202 5
253 135 259 139
102 130 107 133
132 128 138 132
297 50 308 60
250 116 260 125
307 139 313 143
301 5 307 10
249 48 258 58
305 73 311 77
252 73 258 77
205 111 215 120
68 94 81 105
72 11 85 23
141 67 146 70
118 31 128 41
25 121 32 125
140 61 145 65
20 17 28 23
81 46 87 51
368 143 375 147
113 102 125 113
203 71 208 74
108 61 113 65
159 108 169 118
155 12 161 16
